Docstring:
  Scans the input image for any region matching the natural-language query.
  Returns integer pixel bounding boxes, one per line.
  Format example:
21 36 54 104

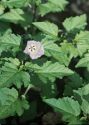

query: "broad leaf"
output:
14 98 29 116
63 14 87 32
43 40 69 66
33 21 58 38
0 87 18 119
38 0 68 16
2 0 30 8
76 53 89 68
81 99 89 114
0 31 21 54
44 97 81 116
74 31 89 56
0 9 25 24
74 84 89 115
26 61 74 83
0 58 30 88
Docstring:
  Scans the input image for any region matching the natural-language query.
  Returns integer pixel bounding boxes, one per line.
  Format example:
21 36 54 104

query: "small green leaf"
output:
75 31 89 56
0 9 25 24
76 53 89 68
2 0 30 8
63 14 87 32
81 99 89 114
0 31 21 54
14 98 29 116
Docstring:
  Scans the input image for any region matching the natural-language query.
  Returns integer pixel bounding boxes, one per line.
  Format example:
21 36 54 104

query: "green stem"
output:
22 84 34 98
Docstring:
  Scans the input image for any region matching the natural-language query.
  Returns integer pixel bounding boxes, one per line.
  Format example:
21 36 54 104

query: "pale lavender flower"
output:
24 40 44 59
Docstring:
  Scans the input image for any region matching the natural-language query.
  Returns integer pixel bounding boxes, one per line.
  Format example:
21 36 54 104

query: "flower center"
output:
29 44 36 52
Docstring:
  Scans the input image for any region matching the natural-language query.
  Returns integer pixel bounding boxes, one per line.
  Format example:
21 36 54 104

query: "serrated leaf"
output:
0 31 21 54
2 0 30 8
33 21 58 38
74 84 89 115
76 53 89 68
44 97 80 116
43 40 78 66
81 98 89 114
38 0 68 16
0 87 18 119
0 58 30 88
74 84 89 97
73 84 89 106
61 41 78 59
43 40 69 66
60 41 78 65
63 14 87 32
0 87 29 119
0 9 25 24
62 112 82 125
27 61 73 83
14 98 29 116
0 87 18 106
75 31 89 56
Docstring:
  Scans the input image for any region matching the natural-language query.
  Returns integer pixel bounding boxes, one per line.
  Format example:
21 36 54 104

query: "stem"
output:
22 84 34 98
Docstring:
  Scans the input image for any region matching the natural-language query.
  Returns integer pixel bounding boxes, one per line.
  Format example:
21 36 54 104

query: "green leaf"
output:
21 101 37 122
0 31 21 54
38 0 68 16
43 40 69 66
73 84 89 115
26 61 73 83
0 87 29 119
0 4 4 15
60 41 78 65
0 58 30 88
64 73 83 96
62 113 82 125
0 9 25 24
30 74 58 98
63 14 87 32
43 40 78 66
2 0 30 8
14 98 29 116
73 84 89 106
61 41 78 59
44 97 81 116
76 53 89 68
33 21 58 38
0 87 18 106
0 87 18 119
74 31 89 56
81 98 89 114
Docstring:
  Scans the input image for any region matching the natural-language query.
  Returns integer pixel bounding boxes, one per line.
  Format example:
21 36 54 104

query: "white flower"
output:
24 40 44 59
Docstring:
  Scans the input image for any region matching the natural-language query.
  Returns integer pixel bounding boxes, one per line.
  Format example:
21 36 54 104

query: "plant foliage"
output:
0 0 89 124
